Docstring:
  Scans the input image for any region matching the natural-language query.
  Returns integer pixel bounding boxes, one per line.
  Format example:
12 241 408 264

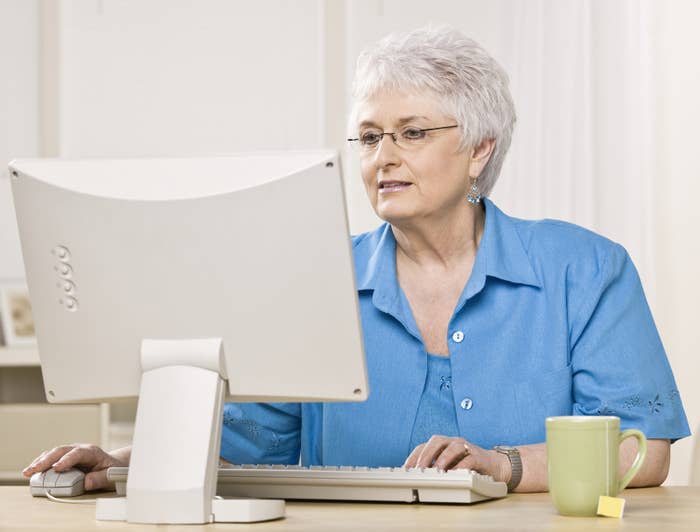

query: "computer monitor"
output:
9 151 368 524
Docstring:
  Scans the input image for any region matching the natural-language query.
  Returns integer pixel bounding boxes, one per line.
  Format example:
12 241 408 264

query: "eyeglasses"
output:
347 124 459 152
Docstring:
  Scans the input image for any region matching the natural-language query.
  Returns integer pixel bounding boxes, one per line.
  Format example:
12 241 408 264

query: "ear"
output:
468 138 496 179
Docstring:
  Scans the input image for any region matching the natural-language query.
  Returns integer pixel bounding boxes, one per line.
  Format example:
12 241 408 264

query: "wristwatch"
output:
493 445 522 492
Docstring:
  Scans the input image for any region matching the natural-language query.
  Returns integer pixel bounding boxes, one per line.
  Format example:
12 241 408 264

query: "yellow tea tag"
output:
597 495 625 518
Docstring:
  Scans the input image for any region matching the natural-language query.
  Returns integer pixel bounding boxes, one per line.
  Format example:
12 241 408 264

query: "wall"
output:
653 0 700 486
53 0 323 157
0 0 39 280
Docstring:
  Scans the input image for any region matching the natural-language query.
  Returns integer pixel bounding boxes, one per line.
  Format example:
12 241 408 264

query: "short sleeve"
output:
220 402 301 464
569 244 690 442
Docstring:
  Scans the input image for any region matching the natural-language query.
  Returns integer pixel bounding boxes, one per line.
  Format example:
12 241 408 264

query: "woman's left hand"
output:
403 435 511 483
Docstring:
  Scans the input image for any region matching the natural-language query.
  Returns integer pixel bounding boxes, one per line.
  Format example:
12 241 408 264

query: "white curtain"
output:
497 0 656 302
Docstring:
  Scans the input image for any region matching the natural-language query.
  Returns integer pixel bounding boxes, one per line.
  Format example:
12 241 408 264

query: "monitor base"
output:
96 496 285 523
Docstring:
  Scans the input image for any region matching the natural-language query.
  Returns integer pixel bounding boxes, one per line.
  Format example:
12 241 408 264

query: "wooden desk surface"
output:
1 486 698 531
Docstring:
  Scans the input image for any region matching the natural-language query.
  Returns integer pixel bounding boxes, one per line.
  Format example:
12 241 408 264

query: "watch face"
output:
495 446 516 452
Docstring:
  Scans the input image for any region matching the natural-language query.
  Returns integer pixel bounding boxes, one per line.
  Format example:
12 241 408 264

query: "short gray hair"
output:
349 26 516 197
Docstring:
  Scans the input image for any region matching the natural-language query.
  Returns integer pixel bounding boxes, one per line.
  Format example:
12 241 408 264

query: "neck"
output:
391 202 486 270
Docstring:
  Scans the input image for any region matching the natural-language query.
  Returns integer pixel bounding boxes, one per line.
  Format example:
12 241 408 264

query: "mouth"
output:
378 180 412 193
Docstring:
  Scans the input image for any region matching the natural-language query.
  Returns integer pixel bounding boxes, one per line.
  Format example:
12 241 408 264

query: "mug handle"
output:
618 429 647 492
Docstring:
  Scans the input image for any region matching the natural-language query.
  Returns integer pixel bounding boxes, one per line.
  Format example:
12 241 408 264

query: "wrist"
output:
493 445 522 491
493 450 512 484
110 446 131 465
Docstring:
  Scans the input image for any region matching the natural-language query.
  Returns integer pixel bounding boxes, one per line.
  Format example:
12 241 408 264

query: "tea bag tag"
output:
597 495 625 518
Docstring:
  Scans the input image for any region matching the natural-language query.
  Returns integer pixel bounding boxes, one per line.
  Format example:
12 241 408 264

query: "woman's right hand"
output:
22 444 131 491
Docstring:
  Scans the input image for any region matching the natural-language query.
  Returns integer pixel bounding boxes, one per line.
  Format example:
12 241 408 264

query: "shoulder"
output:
504 213 639 335
511 215 629 279
350 223 392 289
351 223 390 257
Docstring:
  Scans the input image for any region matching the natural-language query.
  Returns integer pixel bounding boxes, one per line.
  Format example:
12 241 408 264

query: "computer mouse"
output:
30 467 85 497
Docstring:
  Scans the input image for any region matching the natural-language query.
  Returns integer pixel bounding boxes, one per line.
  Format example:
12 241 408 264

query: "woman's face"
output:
355 91 475 226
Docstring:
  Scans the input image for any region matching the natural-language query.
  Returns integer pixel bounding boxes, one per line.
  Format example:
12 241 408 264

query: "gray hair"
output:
349 26 516 197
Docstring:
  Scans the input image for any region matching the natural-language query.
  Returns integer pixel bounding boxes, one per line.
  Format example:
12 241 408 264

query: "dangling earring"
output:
467 177 482 204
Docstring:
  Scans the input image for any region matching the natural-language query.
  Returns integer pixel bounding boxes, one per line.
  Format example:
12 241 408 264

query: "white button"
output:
57 264 73 278
64 297 78 311
460 397 473 410
54 246 71 261
452 330 465 343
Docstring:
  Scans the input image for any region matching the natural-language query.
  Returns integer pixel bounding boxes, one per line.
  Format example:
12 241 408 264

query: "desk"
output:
1 486 698 531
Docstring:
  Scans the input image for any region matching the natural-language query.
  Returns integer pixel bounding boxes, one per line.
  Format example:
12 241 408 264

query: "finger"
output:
451 454 476 470
403 444 425 468
23 446 74 475
416 436 450 469
51 446 99 471
404 445 424 468
22 450 50 476
84 470 114 492
434 441 472 471
24 449 58 474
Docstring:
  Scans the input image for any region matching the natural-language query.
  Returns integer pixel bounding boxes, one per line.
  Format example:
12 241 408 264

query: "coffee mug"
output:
546 416 647 516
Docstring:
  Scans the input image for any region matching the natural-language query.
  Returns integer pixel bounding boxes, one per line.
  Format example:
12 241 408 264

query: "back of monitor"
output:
9 152 368 404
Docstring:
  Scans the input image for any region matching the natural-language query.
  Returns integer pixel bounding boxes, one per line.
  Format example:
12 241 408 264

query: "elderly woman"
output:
24 26 689 493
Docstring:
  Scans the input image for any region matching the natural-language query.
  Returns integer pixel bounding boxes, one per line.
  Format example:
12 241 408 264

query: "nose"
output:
373 132 401 169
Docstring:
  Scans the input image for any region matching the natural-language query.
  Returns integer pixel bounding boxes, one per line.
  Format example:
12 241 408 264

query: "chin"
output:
375 203 420 225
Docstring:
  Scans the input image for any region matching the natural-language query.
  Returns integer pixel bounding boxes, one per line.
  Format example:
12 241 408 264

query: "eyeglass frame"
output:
347 124 460 150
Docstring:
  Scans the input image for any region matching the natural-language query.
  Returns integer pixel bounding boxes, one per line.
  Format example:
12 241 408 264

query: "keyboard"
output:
107 465 507 504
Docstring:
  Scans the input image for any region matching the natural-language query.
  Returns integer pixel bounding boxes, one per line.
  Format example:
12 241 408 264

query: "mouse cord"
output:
45 491 97 505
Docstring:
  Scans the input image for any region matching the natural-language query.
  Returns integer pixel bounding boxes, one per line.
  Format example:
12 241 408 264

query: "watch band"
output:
493 445 522 492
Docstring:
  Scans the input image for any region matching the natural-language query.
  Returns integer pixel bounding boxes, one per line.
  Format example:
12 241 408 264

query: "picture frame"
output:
0 283 37 347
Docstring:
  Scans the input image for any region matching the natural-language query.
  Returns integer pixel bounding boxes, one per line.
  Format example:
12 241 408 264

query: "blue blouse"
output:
408 354 460 451
220 198 690 467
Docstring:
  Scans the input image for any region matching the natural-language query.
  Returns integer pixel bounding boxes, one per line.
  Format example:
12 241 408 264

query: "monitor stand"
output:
95 338 285 524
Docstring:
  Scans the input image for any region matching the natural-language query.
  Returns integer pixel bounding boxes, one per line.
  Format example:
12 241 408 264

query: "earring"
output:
467 178 482 204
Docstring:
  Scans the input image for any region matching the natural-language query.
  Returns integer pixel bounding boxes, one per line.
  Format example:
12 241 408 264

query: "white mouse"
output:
30 467 85 497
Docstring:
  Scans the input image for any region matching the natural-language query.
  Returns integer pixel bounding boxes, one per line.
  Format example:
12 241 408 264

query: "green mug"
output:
546 416 647 516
